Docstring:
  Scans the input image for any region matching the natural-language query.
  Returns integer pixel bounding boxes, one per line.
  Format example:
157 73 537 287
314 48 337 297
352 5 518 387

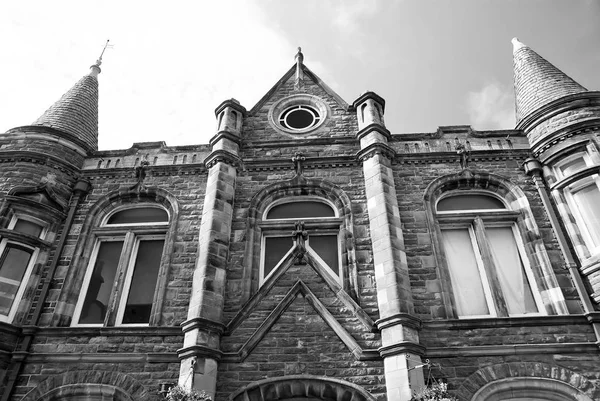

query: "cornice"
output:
209 130 241 148
181 317 226 335
0 150 81 176
81 164 208 179
378 341 427 358
532 123 600 157
4 125 93 155
355 123 391 142
352 91 386 111
517 91 600 133
356 142 396 162
214 99 247 117
177 344 223 361
425 342 598 357
375 313 422 331
421 315 589 330
204 149 242 169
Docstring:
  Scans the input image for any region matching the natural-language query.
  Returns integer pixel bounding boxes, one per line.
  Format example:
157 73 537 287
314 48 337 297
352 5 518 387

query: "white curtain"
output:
487 227 537 315
573 183 600 249
442 229 489 316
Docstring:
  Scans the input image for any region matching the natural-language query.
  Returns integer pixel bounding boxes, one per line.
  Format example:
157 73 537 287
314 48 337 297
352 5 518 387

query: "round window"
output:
279 105 321 131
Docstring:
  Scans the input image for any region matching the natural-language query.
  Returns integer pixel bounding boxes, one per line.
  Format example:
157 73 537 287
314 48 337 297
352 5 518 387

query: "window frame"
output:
436 191 545 319
259 197 342 285
0 215 48 323
72 204 169 327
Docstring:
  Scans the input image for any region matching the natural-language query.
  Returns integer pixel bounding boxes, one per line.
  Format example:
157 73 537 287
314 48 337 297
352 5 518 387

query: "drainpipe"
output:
1 178 91 401
523 158 600 346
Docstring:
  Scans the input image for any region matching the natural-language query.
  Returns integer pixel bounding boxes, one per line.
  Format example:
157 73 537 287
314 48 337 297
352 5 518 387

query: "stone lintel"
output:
214 98 247 117
375 313 422 331
378 341 426 358
352 91 386 111
177 344 223 361
203 149 242 169
209 130 242 148
356 142 396 163
355 123 392 143
14 352 179 363
181 317 226 335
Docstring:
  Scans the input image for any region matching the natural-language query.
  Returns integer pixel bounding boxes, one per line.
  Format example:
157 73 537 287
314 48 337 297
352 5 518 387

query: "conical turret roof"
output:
31 65 100 151
513 38 587 125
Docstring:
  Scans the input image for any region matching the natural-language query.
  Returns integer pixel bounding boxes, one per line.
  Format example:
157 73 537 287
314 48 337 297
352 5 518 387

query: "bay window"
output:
436 193 543 318
72 205 168 326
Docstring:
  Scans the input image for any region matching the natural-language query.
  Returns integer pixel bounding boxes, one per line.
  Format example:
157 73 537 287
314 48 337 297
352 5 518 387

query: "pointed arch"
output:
423 170 568 318
241 176 358 304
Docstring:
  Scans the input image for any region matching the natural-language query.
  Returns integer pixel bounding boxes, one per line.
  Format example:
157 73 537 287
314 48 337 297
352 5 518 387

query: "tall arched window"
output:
72 205 169 326
435 192 544 318
260 197 342 284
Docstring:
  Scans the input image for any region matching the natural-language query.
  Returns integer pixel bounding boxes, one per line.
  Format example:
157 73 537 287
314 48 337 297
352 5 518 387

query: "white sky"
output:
1 0 599 150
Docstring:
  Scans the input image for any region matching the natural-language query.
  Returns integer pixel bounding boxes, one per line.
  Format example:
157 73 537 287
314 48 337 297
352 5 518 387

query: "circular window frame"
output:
268 94 328 135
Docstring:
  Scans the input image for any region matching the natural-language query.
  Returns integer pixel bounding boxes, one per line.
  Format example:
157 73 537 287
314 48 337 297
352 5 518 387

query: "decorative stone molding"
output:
229 375 377 401
356 142 396 162
355 123 392 143
203 149 242 169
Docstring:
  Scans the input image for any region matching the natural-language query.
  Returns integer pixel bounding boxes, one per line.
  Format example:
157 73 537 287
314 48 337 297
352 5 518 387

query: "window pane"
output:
13 220 43 237
309 235 339 274
572 183 600 248
559 156 587 177
264 237 293 277
107 207 168 225
0 245 32 315
122 239 164 324
79 241 123 324
487 227 538 315
441 229 490 316
266 201 335 219
437 195 505 212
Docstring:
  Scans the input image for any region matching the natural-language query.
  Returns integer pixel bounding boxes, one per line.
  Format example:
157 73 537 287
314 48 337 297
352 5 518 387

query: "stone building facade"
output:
0 39 599 401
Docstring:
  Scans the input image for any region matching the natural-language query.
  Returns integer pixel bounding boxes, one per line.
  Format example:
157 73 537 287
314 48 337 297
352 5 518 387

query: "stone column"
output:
178 99 246 397
353 92 425 401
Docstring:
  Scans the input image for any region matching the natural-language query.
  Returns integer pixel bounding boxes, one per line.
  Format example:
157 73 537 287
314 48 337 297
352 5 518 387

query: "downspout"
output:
1 178 91 401
523 158 600 346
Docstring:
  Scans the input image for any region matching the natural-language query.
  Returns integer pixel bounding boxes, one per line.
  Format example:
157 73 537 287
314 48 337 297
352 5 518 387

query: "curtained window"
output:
437 193 542 318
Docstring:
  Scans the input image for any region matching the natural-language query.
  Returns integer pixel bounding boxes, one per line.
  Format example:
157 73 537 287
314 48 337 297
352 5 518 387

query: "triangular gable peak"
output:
243 59 357 143
249 63 350 115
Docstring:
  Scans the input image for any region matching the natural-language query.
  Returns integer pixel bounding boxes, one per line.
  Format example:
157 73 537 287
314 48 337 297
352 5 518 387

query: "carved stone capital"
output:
356 142 396 163
204 149 242 169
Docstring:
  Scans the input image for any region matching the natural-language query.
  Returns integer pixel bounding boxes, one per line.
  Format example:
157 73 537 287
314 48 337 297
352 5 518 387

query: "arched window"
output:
72 205 169 326
435 192 544 318
261 198 341 284
0 215 47 322
550 145 600 258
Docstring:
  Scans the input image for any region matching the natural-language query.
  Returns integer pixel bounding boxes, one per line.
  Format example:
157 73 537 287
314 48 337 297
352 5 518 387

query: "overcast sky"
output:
1 0 599 150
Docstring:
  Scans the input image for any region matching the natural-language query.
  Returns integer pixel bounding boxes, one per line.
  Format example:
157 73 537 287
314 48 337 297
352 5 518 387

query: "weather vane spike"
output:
99 39 110 62
89 39 112 77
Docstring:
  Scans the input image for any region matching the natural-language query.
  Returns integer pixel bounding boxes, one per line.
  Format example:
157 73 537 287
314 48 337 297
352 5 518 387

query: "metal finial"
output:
90 40 112 76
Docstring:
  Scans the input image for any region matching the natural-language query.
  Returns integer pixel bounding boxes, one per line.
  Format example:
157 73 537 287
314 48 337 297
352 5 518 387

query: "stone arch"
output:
240 175 359 303
229 375 377 401
20 371 156 401
472 377 594 401
456 362 600 401
52 186 180 326
422 169 568 318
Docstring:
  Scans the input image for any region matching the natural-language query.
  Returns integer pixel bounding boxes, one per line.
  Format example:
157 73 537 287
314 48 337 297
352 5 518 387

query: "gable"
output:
243 64 358 143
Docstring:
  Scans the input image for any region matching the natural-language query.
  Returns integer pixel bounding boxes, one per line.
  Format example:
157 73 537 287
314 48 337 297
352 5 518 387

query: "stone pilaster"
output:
354 92 424 401
178 99 246 397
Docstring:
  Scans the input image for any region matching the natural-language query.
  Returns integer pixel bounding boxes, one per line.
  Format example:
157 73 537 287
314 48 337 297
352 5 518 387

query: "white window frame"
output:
72 206 169 327
437 192 545 318
0 216 47 322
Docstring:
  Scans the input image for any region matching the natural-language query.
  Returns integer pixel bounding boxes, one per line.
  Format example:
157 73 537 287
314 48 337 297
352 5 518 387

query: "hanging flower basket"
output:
410 382 459 401
166 385 212 401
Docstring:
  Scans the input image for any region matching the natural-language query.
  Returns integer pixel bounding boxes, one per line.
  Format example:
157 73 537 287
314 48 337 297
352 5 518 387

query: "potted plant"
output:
410 382 459 401
166 385 212 401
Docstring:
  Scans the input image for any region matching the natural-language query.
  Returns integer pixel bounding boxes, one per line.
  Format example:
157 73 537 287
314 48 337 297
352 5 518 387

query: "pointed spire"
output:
28 43 109 151
295 47 304 83
513 37 587 125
